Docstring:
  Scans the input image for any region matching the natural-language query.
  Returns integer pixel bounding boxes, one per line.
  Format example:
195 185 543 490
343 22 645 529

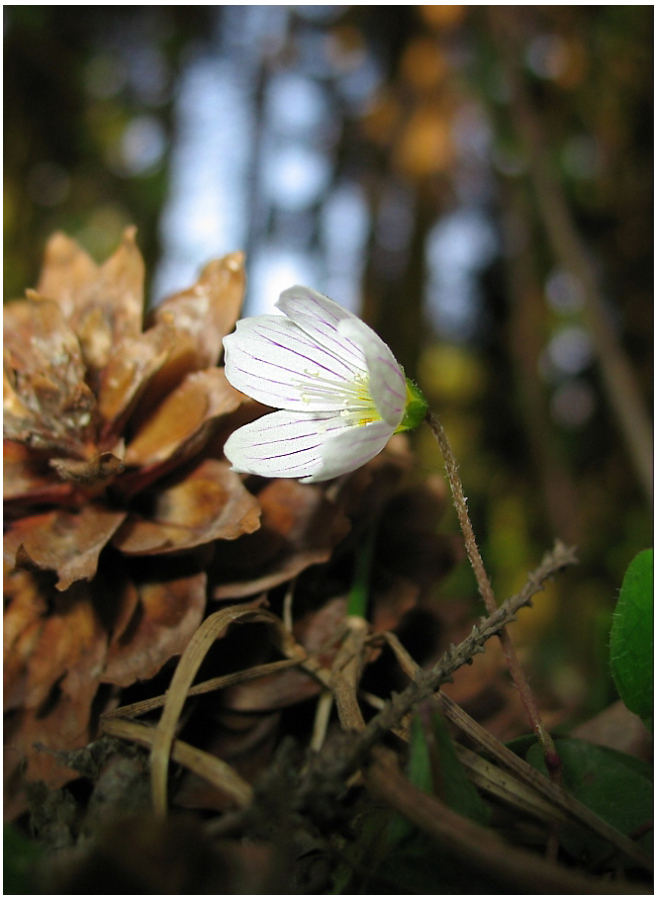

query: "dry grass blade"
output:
310 690 335 751
435 692 653 871
330 616 370 732
365 747 651 895
455 744 570 825
375 630 422 679
103 716 253 808
149 601 283 815
103 657 304 720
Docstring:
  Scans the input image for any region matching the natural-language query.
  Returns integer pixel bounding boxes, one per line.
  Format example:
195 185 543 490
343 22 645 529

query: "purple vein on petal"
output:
282 304 365 365
376 357 406 396
256 331 356 381
242 321 362 382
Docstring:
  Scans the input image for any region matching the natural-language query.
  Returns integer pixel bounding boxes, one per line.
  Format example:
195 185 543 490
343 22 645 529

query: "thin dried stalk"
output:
426 410 558 764
330 616 370 732
310 690 335 752
103 657 304 721
374 630 422 680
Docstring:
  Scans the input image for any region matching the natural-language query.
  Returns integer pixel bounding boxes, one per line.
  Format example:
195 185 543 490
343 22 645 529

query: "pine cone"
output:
4 229 263 810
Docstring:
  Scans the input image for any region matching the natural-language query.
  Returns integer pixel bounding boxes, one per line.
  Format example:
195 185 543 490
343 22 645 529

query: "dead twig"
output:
102 657 305 720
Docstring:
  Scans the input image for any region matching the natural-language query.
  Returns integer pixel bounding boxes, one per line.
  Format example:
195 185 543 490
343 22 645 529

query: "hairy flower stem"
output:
426 411 559 769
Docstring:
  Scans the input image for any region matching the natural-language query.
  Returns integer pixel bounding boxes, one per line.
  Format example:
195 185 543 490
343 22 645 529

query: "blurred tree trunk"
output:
502 182 582 546
363 183 437 382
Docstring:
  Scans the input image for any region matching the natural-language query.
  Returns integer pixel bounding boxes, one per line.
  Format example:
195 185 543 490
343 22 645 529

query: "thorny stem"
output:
425 410 560 770
295 541 576 806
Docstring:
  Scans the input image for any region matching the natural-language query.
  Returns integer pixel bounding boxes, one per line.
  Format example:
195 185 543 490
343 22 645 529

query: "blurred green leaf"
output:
424 708 490 827
388 709 489 845
347 526 377 618
527 737 653 860
610 549 653 727
4 826 44 894
329 802 393 894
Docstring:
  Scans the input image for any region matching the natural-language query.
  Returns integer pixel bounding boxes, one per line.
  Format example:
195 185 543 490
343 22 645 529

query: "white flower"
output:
223 285 427 483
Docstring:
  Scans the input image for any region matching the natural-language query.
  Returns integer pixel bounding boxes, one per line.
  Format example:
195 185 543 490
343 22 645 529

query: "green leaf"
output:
526 737 653 860
329 803 393 894
610 549 653 726
347 525 377 618
4 826 44 894
386 713 433 845
424 709 490 827
388 709 489 845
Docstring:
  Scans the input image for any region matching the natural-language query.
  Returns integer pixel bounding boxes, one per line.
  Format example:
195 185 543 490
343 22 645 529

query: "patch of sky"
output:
550 380 595 429
335 51 382 109
152 55 253 303
219 4 288 65
107 115 167 177
546 325 593 376
265 72 330 138
321 181 370 313
153 5 370 318
263 143 332 211
545 267 584 313
425 208 498 341
525 33 569 81
249 243 323 316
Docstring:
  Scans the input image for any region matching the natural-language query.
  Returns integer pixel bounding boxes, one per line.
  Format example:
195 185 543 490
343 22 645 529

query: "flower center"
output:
296 367 382 426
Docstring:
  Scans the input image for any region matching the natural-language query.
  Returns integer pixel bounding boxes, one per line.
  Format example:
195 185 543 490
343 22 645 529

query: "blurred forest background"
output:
4 5 653 725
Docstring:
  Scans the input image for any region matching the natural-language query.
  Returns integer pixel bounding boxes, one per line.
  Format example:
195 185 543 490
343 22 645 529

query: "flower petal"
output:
276 285 368 372
337 318 406 428
224 410 350 480
223 315 365 411
302 419 395 483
